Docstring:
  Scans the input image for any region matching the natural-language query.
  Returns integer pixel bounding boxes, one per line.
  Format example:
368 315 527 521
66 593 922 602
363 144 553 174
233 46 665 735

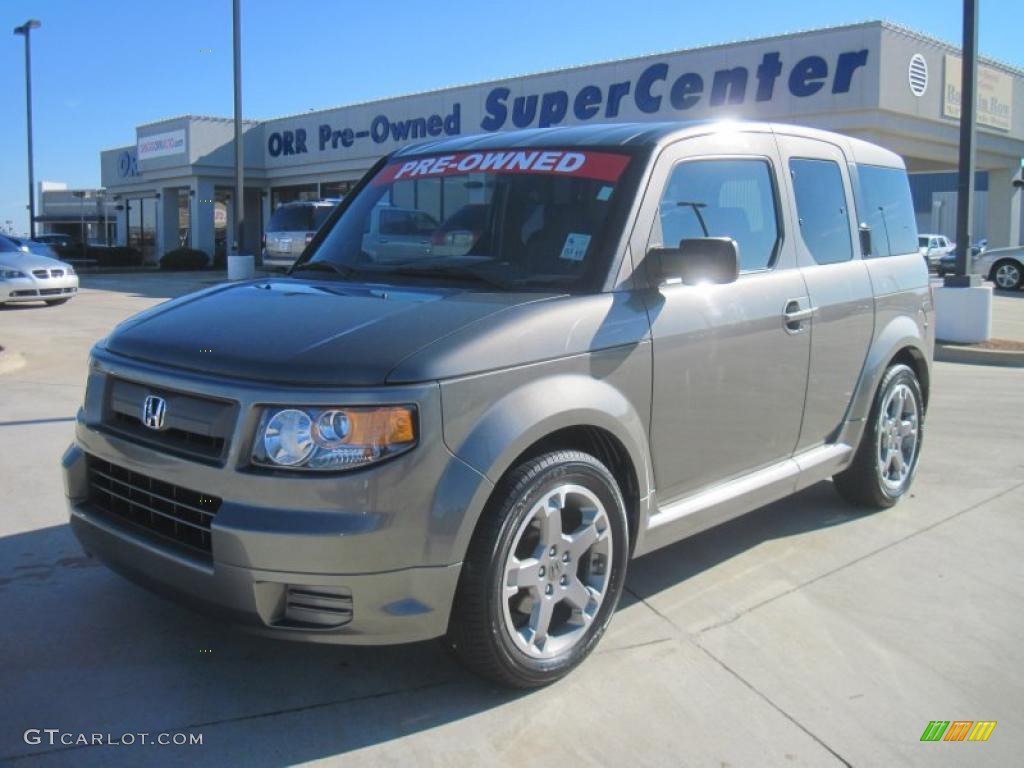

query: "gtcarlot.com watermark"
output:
24 729 203 747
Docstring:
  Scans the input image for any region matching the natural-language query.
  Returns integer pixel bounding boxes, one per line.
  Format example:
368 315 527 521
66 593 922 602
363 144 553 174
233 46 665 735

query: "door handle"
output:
783 300 817 332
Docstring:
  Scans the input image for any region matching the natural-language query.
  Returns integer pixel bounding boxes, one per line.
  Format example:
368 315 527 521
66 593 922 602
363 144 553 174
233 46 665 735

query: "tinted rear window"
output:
312 206 334 229
268 206 313 232
856 165 918 257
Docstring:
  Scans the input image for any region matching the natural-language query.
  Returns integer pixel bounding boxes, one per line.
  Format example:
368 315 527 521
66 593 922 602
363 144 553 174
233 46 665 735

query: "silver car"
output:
262 200 337 269
971 245 1024 291
63 122 932 687
0 235 79 306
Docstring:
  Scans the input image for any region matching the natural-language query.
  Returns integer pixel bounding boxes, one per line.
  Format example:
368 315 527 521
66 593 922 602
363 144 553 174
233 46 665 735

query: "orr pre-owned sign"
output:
943 55 1013 132
264 35 876 167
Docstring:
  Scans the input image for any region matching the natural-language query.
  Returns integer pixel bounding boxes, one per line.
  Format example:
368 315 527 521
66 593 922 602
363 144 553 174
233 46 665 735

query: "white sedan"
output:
0 235 79 306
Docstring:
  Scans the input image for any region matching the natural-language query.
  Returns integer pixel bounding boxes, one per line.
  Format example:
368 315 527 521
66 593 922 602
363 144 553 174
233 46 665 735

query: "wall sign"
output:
138 129 187 160
944 54 1012 132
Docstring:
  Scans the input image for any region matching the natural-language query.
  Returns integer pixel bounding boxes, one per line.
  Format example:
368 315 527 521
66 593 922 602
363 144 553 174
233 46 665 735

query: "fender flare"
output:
441 372 653 558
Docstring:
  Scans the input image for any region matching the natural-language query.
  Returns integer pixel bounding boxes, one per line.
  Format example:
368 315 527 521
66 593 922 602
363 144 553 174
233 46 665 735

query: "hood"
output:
103 278 555 386
0 250 70 271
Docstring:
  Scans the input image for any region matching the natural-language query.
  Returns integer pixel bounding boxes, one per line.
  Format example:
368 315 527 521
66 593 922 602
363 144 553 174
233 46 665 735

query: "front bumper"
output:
63 350 494 645
0 274 78 303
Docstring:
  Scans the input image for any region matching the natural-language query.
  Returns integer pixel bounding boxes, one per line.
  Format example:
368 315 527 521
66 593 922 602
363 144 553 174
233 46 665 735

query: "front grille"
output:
10 290 37 297
39 288 63 296
86 455 221 556
32 269 48 278
102 378 237 464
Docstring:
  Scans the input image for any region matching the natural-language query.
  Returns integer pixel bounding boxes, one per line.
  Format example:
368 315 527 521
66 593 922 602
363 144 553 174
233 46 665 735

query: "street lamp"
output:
72 190 87 260
13 19 41 239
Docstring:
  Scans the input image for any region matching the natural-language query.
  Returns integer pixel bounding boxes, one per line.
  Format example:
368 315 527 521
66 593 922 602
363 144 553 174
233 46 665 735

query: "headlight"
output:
63 263 76 275
252 405 417 471
0 269 27 279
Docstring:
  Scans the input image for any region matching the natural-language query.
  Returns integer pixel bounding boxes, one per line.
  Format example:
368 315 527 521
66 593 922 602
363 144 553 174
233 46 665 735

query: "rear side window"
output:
855 165 918 257
657 159 781 272
789 158 852 265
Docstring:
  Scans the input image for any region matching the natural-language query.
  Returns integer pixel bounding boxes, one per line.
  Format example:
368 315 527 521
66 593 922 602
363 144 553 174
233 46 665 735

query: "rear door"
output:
638 131 812 502
774 134 874 452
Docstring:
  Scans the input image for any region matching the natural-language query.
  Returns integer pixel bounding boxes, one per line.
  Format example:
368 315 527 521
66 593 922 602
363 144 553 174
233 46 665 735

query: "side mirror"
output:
858 223 872 257
644 237 739 286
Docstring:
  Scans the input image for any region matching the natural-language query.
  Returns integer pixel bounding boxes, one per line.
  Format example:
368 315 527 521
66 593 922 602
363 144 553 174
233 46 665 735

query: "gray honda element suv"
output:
63 121 932 687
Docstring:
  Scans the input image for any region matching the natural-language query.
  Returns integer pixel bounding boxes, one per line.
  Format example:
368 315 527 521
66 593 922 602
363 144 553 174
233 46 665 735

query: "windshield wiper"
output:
290 261 352 278
389 265 510 290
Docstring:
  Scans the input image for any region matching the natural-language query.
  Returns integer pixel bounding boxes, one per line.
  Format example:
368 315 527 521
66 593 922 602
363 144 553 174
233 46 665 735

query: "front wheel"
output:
833 364 924 510
446 450 629 688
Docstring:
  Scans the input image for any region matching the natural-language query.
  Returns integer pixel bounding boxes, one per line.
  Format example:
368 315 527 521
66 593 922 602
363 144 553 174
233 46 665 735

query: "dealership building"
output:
87 20 1023 263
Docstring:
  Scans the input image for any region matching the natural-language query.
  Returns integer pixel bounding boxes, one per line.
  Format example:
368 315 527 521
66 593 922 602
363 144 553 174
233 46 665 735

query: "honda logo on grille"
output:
142 395 167 430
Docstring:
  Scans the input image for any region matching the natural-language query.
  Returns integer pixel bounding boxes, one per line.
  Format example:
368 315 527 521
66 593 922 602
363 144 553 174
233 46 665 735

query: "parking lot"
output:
1 273 1023 767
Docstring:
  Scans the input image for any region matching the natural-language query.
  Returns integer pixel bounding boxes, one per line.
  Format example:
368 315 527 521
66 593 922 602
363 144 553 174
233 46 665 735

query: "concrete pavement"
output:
1 273 1021 766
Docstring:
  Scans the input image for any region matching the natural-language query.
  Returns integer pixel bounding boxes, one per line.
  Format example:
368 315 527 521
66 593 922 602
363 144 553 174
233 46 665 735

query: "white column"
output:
192 179 216 263
985 167 1023 249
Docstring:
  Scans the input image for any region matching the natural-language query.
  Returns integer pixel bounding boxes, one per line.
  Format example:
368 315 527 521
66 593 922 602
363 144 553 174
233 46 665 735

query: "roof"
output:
392 121 725 156
389 120 905 169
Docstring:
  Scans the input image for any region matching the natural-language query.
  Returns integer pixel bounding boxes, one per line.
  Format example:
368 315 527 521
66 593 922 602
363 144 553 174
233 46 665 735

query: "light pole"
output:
72 190 87 259
949 0 978 286
232 0 245 257
13 19 41 239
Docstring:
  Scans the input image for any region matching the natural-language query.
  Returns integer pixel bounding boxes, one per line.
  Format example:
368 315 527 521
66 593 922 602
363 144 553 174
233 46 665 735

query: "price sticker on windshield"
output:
560 233 592 262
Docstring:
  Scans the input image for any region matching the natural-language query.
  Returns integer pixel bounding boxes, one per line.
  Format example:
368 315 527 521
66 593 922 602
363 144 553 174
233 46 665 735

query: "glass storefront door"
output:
126 196 158 262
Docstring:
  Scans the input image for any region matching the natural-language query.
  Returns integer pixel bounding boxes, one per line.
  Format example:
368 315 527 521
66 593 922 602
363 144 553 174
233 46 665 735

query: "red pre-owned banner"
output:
372 149 631 185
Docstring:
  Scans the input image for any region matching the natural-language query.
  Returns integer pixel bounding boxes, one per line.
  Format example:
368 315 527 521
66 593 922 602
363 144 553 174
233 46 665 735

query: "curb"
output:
0 350 27 376
935 342 1024 368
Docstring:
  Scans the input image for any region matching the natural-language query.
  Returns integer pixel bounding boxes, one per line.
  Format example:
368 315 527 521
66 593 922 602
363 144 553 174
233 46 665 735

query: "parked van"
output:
262 200 338 268
64 121 931 687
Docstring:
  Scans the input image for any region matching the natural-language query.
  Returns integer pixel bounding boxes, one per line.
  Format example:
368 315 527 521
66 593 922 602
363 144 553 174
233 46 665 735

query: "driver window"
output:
653 158 781 272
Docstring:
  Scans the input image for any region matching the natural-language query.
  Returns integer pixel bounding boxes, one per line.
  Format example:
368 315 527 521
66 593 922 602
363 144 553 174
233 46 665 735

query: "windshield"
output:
918 236 929 247
300 148 635 292
0 236 21 253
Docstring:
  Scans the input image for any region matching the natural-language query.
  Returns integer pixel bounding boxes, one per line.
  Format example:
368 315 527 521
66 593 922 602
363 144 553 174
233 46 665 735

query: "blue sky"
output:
1 0 1021 234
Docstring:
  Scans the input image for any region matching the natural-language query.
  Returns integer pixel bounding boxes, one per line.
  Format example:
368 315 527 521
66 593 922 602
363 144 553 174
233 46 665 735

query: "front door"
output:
639 131 811 503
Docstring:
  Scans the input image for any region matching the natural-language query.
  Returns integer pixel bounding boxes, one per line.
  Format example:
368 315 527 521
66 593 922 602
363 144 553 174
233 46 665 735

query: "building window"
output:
320 180 355 199
271 184 318 209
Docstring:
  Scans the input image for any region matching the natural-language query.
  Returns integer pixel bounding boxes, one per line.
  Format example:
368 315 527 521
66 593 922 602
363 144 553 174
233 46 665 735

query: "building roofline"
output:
118 20 1024 133
878 20 1024 77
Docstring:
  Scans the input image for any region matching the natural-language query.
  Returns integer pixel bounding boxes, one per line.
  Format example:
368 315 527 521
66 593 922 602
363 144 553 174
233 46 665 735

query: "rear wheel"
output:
833 364 924 510
991 260 1023 291
446 450 629 688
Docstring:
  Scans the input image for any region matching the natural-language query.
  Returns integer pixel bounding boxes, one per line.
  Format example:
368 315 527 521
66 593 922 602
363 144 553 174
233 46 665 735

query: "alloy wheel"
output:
501 483 613 659
876 383 920 493
994 262 1021 290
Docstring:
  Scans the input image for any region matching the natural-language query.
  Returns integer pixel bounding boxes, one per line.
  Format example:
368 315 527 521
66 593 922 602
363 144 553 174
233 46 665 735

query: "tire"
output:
45 298 70 306
990 259 1023 291
446 450 629 688
833 364 924 510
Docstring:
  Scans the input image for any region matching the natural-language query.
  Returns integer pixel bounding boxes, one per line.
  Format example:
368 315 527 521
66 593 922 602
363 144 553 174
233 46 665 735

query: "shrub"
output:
160 248 210 271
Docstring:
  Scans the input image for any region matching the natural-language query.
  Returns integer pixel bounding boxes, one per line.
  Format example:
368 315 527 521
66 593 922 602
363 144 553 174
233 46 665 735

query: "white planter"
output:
933 284 993 343
227 254 255 281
